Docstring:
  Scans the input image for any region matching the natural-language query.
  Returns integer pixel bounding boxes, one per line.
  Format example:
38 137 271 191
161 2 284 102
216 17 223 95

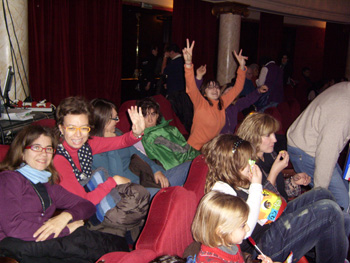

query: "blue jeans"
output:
146 161 192 199
288 145 349 211
258 188 349 263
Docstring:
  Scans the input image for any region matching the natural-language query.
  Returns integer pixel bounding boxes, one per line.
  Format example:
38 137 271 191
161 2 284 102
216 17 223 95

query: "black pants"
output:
0 226 129 263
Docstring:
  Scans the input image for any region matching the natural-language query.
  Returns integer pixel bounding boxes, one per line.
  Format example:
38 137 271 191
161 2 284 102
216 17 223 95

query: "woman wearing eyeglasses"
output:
182 39 247 151
0 125 128 262
53 96 145 207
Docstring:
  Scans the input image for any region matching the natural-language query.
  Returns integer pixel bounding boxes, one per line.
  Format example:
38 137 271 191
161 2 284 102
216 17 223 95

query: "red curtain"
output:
28 0 123 107
323 23 349 81
257 12 283 62
172 0 218 80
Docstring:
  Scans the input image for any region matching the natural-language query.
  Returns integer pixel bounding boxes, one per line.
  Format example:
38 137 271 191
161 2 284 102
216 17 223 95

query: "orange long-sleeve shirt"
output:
185 65 246 150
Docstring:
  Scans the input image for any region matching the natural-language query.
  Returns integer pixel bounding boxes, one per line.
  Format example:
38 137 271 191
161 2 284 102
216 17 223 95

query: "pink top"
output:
54 131 140 205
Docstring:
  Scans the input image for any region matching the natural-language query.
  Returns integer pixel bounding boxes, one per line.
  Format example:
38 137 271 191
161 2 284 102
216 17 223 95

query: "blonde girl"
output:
191 191 273 263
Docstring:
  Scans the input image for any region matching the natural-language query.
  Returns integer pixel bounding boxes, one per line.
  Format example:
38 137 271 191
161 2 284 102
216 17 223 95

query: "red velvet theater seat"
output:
95 186 197 263
183 155 208 206
116 95 188 136
0 144 10 162
96 249 156 263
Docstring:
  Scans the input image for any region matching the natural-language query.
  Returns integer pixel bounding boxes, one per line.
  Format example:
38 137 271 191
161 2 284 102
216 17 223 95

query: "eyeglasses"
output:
145 112 158 117
110 116 119 121
25 145 55 154
207 85 220 90
63 126 91 133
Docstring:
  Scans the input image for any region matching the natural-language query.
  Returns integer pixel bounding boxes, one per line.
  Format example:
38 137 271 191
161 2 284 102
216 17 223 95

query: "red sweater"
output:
196 244 245 263
53 131 140 205
185 65 246 150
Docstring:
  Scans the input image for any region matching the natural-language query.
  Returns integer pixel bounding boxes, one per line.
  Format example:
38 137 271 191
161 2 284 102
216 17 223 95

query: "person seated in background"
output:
237 112 311 201
182 39 247 150
53 96 149 237
0 125 128 263
249 63 259 87
237 65 256 97
279 52 293 86
136 97 197 174
255 56 284 112
91 98 192 199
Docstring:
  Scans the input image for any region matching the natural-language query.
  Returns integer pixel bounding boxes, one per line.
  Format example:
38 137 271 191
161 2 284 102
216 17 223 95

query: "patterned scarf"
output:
56 143 93 182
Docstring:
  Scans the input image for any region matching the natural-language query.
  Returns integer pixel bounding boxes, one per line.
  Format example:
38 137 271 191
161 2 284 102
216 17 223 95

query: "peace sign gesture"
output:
182 38 195 65
233 49 248 70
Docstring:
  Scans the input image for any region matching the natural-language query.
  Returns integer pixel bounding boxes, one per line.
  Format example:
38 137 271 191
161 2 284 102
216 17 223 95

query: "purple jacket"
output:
0 171 96 241
265 62 284 104
220 90 261 134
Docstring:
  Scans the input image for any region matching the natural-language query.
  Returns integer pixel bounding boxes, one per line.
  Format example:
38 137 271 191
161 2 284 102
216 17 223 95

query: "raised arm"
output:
233 49 248 70
183 39 205 106
221 49 248 107
182 38 195 68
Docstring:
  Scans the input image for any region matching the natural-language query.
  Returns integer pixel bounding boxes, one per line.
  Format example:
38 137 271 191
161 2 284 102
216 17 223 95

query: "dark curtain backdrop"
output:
293 26 325 83
258 12 283 63
323 23 349 81
172 0 219 80
28 0 123 107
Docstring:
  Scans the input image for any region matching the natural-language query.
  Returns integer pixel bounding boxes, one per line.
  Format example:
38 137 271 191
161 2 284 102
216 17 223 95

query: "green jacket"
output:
142 119 200 170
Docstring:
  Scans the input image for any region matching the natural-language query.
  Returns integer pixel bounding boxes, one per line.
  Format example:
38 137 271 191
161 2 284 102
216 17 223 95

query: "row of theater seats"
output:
0 95 308 263
96 155 208 262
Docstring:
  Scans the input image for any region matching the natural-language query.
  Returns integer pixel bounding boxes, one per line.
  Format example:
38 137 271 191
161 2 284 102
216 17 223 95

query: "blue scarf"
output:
17 164 52 184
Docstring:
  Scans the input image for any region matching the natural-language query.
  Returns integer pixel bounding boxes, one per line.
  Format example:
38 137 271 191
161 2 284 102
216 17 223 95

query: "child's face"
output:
228 219 250 244
205 81 221 100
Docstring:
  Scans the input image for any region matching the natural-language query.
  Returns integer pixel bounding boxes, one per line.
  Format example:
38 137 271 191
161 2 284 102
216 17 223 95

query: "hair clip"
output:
232 138 244 154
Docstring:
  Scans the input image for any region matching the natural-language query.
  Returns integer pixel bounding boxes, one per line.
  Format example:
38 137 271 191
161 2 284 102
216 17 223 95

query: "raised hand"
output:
292 172 311 186
196 65 207 80
182 38 195 65
233 49 248 70
128 106 145 138
33 212 72 242
267 150 289 185
258 85 269 94
271 150 289 174
250 164 263 184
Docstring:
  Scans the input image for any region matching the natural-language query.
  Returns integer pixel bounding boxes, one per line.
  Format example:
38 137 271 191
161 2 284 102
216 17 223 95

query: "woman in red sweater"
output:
53 96 145 206
183 39 247 150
